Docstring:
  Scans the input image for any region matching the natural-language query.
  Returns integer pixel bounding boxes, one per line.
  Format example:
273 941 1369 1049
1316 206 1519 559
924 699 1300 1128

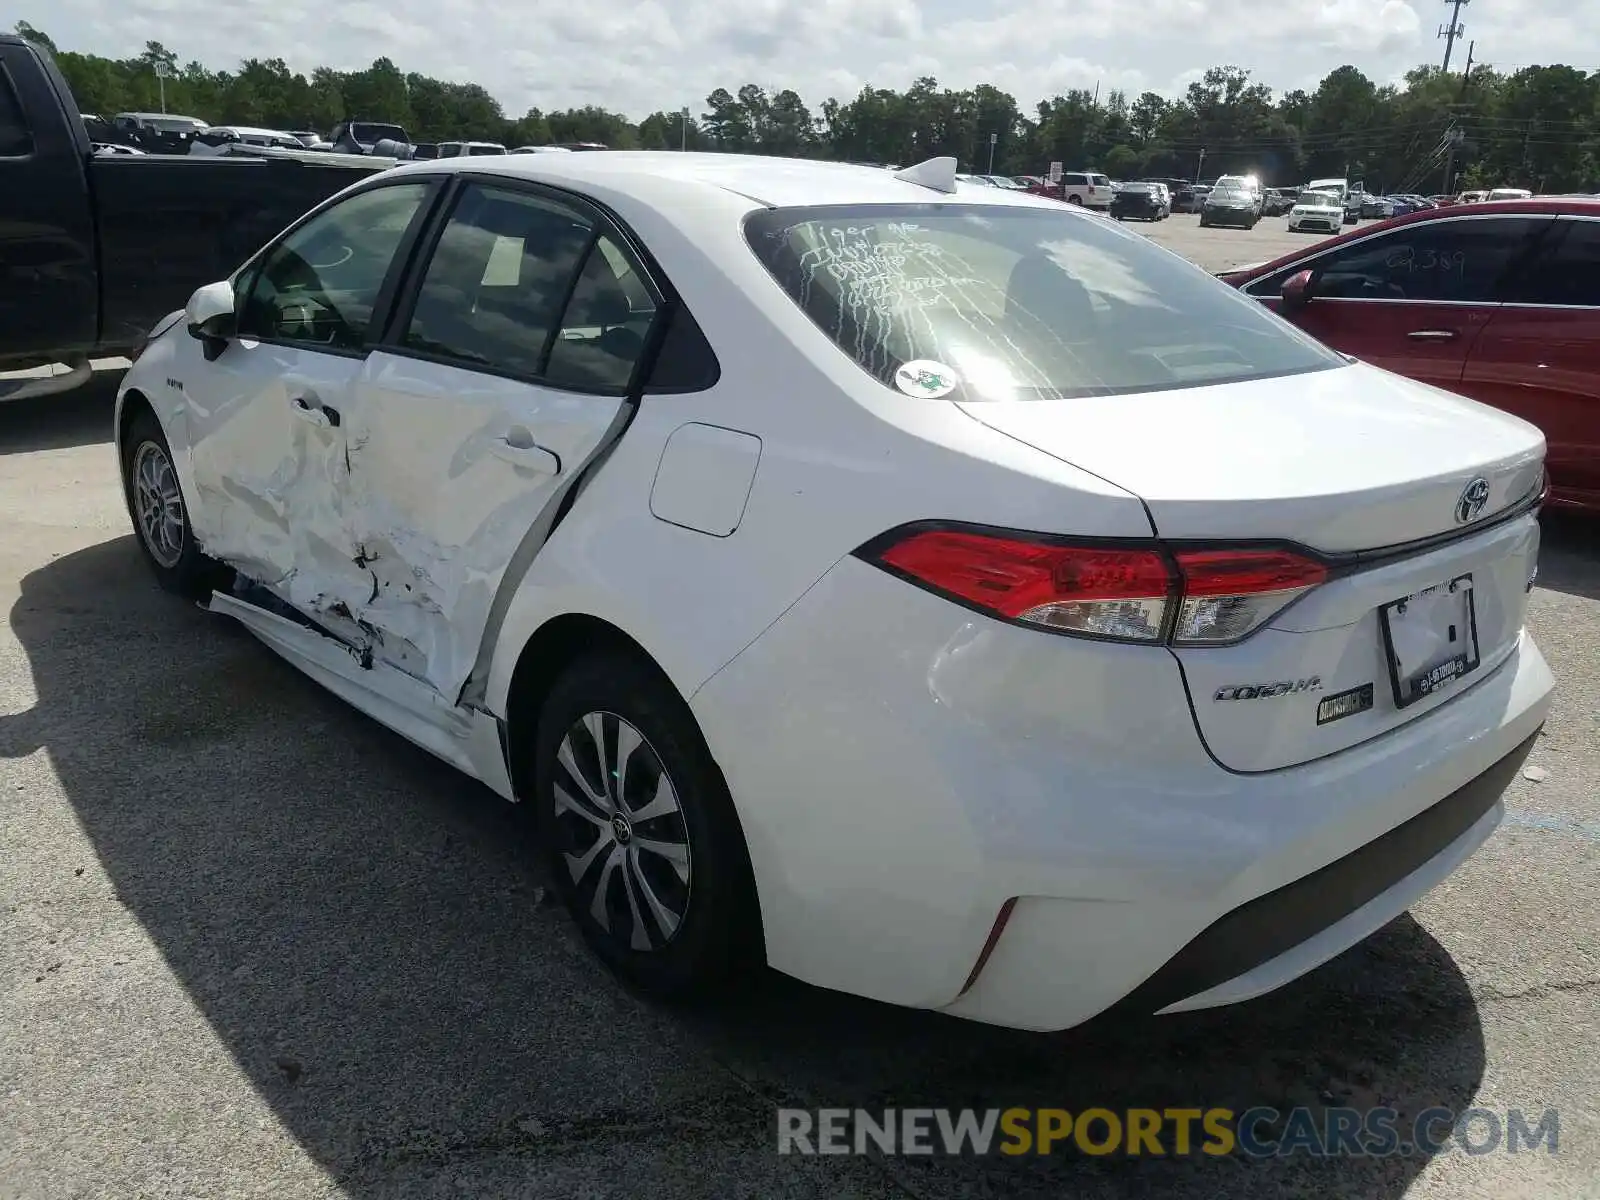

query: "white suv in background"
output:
1059 171 1113 209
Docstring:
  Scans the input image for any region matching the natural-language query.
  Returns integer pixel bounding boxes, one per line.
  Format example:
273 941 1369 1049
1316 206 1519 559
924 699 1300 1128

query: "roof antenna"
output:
893 156 958 194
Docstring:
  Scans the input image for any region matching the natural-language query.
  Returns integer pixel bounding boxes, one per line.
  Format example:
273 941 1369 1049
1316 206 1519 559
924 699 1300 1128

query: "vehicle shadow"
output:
5 536 1487 1198
0 370 122 455
1537 511 1600 602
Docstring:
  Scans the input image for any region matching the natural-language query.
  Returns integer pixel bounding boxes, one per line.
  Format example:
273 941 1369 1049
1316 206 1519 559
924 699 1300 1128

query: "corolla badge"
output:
1455 477 1491 525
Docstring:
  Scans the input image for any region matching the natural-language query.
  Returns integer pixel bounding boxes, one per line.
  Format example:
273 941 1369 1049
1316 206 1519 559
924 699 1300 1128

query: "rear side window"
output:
743 203 1345 401
0 67 33 158
1308 216 1549 303
1503 219 1600 307
543 233 658 393
1063 174 1087 186
403 184 593 377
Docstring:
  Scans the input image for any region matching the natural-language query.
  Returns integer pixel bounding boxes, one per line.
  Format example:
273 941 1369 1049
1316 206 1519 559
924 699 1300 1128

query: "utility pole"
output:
680 106 689 152
1195 147 1206 183
1438 0 1469 72
987 131 997 175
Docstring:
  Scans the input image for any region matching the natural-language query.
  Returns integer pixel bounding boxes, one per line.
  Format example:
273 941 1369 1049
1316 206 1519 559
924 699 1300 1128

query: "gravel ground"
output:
2 218 1597 1198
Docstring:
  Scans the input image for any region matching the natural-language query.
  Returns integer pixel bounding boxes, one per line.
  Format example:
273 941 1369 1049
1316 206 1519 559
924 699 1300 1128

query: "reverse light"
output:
864 525 1328 646
1169 548 1328 645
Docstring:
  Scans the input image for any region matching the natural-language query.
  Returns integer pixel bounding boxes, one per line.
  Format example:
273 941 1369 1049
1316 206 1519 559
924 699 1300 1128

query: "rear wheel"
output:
1066 195 1084 206
120 409 230 599
530 653 759 1001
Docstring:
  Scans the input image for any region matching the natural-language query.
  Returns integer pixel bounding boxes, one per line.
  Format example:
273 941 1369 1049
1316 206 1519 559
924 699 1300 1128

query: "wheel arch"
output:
502 610 768 954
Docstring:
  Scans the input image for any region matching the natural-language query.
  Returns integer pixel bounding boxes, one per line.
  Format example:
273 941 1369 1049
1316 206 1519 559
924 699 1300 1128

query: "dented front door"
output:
183 181 437 616
337 182 657 700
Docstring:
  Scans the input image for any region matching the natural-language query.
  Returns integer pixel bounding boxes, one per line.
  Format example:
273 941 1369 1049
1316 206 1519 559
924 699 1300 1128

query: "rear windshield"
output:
743 203 1345 400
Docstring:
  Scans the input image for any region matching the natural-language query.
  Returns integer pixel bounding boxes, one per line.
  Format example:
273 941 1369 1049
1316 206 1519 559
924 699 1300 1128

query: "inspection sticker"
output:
893 360 959 398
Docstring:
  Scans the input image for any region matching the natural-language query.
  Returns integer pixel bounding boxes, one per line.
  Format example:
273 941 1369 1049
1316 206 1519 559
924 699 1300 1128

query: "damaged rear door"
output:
184 179 438 611
340 179 659 699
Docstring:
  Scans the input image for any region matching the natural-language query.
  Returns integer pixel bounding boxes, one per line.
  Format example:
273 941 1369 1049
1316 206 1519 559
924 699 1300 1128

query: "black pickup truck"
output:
0 34 392 389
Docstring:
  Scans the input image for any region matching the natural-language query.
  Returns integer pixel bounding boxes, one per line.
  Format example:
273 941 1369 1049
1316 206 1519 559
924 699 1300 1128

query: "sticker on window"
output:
894 359 959 398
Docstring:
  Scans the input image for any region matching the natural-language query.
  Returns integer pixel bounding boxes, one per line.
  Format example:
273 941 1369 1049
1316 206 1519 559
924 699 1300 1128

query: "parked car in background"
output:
330 120 412 155
1488 187 1534 202
112 111 209 153
1358 194 1394 220
1110 181 1168 221
510 145 575 154
1200 182 1259 228
189 126 308 155
0 33 391 388
1285 189 1345 234
955 172 996 186
1456 190 1489 204
1214 174 1264 214
115 150 1554 1034
979 174 1028 190
1058 170 1113 208
287 130 332 149
1387 195 1434 217
1220 196 1600 513
1172 183 1210 213
1262 188 1294 215
438 141 509 157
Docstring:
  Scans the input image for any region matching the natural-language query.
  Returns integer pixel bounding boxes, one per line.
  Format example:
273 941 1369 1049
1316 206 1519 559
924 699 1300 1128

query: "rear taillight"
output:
862 525 1327 646
1169 548 1327 644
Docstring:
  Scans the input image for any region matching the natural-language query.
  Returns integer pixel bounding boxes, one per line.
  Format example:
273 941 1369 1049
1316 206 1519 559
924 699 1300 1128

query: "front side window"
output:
744 203 1346 400
1503 219 1600 307
402 183 594 378
1306 216 1550 303
238 182 432 350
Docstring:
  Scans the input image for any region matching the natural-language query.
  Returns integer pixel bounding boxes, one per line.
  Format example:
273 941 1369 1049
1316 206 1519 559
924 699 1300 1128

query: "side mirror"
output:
1280 269 1315 312
186 281 237 360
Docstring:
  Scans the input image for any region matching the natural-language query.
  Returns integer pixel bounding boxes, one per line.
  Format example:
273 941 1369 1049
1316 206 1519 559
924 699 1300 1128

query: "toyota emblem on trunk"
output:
1455 477 1490 524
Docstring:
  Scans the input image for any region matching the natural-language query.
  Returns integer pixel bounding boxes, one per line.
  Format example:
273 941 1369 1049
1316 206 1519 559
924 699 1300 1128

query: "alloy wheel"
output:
132 441 186 568
551 711 693 952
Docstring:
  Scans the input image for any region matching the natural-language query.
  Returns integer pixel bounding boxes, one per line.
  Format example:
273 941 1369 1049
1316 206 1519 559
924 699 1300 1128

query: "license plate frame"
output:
1378 573 1481 710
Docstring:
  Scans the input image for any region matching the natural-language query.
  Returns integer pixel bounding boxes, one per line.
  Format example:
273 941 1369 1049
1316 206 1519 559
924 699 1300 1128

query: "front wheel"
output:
530 653 760 1001
120 409 231 599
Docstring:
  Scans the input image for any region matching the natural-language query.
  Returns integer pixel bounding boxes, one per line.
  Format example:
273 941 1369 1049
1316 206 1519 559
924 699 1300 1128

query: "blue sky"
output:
18 0 1597 120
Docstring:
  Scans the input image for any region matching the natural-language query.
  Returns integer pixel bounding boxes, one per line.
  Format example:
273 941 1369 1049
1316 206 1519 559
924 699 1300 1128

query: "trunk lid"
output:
957 362 1546 772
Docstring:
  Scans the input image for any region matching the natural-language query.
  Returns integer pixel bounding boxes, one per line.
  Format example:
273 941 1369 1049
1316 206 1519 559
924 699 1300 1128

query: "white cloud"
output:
11 0 1590 121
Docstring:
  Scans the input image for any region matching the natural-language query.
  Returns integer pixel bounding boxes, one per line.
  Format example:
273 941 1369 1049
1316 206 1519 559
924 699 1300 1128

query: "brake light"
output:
877 529 1172 640
863 526 1327 646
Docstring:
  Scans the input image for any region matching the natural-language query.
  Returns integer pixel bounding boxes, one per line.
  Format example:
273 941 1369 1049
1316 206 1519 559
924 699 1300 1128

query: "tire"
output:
120 408 230 599
1066 195 1084 205
530 652 759 1001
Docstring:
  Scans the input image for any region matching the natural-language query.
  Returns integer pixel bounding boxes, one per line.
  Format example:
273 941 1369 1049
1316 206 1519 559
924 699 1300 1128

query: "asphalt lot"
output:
3 214 1598 1199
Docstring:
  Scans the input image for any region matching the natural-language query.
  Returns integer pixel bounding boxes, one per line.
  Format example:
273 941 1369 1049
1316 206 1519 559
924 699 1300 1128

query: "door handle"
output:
1406 329 1458 341
290 394 341 427
491 433 561 474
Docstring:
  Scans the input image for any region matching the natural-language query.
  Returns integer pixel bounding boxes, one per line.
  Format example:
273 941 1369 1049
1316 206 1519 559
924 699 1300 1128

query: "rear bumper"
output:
692 555 1554 1032
1111 727 1535 1016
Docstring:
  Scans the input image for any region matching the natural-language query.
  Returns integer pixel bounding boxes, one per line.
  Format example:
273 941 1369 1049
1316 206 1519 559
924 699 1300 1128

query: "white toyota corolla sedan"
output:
115 152 1554 1032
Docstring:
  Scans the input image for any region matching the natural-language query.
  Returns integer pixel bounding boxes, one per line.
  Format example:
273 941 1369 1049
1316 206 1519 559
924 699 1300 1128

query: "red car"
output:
1221 198 1600 514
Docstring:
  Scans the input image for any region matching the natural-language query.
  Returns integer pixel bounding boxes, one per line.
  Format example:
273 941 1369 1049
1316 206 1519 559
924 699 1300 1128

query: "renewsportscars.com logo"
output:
776 1106 1561 1158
